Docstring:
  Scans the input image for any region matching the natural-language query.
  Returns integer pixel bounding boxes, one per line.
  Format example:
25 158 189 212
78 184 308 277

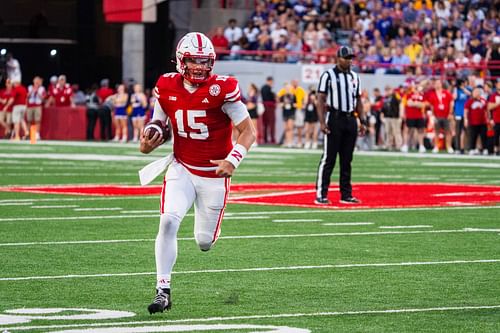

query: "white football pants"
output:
155 159 230 289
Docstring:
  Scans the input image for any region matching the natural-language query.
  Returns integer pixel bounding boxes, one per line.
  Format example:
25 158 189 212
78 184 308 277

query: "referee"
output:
315 46 366 205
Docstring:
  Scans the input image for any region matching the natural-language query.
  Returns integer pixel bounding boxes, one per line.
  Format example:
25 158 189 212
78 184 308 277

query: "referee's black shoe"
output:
314 197 331 205
340 197 361 204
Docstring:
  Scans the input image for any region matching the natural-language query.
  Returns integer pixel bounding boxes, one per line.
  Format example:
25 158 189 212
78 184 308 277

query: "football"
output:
144 120 171 143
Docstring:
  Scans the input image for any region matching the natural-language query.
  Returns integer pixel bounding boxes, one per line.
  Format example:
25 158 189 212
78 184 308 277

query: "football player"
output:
140 32 256 314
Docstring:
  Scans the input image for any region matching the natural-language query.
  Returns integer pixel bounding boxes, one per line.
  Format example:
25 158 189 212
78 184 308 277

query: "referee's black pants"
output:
316 112 358 200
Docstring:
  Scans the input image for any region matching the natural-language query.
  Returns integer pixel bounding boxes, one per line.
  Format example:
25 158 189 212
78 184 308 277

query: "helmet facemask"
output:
182 56 214 84
175 32 216 84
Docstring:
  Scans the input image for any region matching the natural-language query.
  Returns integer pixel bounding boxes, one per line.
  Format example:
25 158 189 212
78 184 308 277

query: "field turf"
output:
0 140 499 333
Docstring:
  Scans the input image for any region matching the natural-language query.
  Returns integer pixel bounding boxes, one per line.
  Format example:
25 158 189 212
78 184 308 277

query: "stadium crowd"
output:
213 0 499 76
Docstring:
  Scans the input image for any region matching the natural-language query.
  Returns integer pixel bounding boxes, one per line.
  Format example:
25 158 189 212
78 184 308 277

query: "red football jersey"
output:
426 89 453 118
488 92 500 124
404 91 425 119
155 73 241 178
465 97 487 126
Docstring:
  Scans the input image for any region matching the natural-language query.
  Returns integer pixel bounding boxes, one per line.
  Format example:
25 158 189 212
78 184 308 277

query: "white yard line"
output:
464 228 500 232
272 219 323 222
1 259 498 282
0 202 33 206
379 225 433 229
73 208 123 211
1 205 499 222
323 222 374 226
1 228 499 248
4 305 500 331
31 205 79 209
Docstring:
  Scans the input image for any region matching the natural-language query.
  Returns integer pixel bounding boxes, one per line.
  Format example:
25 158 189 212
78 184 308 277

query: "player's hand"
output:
139 130 162 154
210 159 235 177
320 122 330 134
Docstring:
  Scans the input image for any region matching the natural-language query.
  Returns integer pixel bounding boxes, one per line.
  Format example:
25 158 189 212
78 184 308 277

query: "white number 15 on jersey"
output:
175 109 209 140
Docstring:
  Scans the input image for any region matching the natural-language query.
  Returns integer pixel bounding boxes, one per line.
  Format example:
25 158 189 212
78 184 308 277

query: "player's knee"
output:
195 232 213 252
158 213 181 237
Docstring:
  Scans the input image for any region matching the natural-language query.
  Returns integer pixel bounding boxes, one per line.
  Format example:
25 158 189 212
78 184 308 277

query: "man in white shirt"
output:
223 18 243 48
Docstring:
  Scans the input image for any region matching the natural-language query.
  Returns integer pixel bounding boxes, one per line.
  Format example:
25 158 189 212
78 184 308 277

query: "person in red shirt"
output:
0 78 15 138
11 80 28 140
139 32 255 314
487 79 500 155
426 79 454 153
210 27 229 59
401 81 427 153
464 86 489 155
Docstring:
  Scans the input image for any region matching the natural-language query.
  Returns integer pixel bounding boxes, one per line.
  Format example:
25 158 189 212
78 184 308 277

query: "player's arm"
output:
140 100 167 154
211 100 256 177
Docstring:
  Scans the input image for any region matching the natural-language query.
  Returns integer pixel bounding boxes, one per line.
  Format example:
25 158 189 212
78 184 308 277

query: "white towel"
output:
138 154 173 186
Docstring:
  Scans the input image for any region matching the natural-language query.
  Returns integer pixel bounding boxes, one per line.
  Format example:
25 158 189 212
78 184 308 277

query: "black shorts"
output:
248 107 258 119
305 110 318 123
283 108 295 121
406 118 425 129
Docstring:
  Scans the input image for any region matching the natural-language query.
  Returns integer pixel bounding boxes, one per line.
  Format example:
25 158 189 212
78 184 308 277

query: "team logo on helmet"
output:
209 84 221 96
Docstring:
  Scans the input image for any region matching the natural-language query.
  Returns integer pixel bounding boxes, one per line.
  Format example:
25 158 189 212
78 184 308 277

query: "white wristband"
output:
225 144 247 168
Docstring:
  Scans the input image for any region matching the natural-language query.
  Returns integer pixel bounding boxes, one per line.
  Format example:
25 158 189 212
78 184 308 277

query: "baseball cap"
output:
337 46 355 59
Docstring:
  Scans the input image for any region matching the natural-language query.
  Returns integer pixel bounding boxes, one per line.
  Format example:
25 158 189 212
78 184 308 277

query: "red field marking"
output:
1 183 499 209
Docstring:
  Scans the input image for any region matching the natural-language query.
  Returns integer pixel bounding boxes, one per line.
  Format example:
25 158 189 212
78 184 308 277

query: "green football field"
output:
0 140 499 333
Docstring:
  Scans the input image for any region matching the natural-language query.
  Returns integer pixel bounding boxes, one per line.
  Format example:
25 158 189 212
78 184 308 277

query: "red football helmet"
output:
176 32 216 84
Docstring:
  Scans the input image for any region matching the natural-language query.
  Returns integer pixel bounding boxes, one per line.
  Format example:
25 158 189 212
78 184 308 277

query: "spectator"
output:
261 76 276 144
487 79 500 155
404 35 423 64
0 78 14 138
5 53 21 83
48 75 74 107
303 87 319 149
285 33 303 63
401 81 427 153
224 18 243 48
243 20 260 50
391 46 411 74
244 83 260 146
11 79 28 141
278 82 296 147
211 27 229 59
464 86 488 154
85 84 100 141
426 79 454 153
72 84 86 106
381 85 402 151
130 83 147 142
96 78 114 140
26 76 46 140
452 78 471 154
111 83 129 143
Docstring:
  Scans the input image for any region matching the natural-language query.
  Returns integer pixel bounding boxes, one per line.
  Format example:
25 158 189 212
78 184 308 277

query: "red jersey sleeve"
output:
221 76 241 103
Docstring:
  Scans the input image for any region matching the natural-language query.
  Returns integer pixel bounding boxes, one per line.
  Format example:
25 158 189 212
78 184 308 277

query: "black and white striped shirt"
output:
317 66 361 113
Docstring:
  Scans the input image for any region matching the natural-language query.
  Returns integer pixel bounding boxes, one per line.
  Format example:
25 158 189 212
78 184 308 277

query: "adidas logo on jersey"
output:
169 96 177 101
202 98 209 103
